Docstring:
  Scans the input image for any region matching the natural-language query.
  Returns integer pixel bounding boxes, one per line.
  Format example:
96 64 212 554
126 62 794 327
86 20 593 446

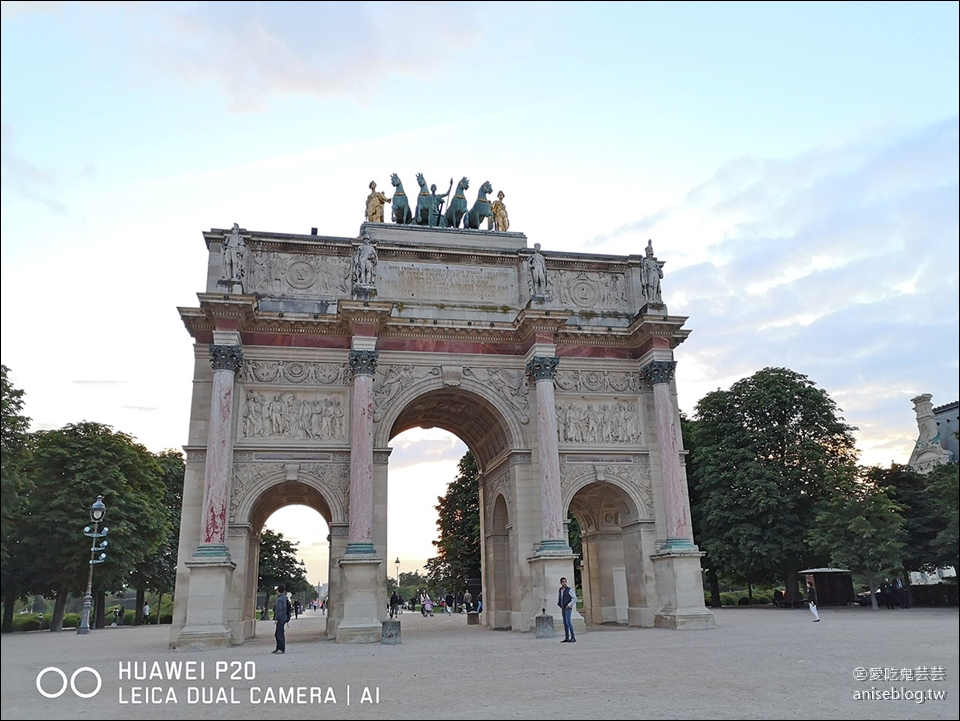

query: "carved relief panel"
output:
248 250 351 298
240 360 349 385
554 270 628 311
463 367 530 424
238 388 348 443
372 365 441 422
556 398 643 445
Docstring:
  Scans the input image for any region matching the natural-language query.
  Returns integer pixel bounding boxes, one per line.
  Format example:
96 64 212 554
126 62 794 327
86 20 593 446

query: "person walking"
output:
272 585 291 654
806 579 821 622
558 577 577 643
143 602 150 625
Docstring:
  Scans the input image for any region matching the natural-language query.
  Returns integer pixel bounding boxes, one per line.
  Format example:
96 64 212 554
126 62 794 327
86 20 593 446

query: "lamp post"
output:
77 496 108 635
395 557 400 586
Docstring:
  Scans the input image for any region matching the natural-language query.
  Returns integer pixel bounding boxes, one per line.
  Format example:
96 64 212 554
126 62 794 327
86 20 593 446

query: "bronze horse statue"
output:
413 173 431 225
390 173 412 224
465 180 493 230
444 177 470 229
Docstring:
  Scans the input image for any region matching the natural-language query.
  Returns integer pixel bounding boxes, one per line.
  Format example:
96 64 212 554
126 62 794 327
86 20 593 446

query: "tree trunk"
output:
50 588 68 631
783 559 801 603
1 593 15 633
136 587 146 625
708 568 722 608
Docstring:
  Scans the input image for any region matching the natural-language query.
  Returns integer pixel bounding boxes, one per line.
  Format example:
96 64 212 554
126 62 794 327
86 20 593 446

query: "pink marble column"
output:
346 350 378 554
526 356 567 549
199 345 243 551
641 360 693 548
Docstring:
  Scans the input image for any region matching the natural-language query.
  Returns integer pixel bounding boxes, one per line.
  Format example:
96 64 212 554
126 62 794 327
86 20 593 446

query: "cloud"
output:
128 2 493 111
71 380 127 386
0 122 68 215
595 119 958 465
389 430 468 471
120 405 159 412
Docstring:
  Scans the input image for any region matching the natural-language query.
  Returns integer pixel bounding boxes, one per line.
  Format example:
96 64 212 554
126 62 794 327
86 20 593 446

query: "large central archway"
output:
170 220 714 648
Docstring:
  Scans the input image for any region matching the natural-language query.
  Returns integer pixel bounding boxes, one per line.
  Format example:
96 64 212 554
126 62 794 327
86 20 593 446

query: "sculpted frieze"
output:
230 463 280 523
554 269 627 311
249 250 351 298
299 463 350 511
240 360 349 385
240 389 347 441
463 367 530 424
555 369 640 393
559 458 653 520
556 400 641 444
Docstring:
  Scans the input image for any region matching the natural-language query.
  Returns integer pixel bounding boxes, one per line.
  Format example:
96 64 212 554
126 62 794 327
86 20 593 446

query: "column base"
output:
527 553 584 635
174 552 237 649
336 556 382 644
651 548 715 631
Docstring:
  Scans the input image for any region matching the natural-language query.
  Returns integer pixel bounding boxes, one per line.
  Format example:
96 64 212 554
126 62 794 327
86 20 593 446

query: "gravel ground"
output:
2 605 957 720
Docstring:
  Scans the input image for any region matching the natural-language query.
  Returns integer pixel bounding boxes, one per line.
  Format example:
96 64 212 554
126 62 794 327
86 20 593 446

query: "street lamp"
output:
77 496 108 635
395 557 400 586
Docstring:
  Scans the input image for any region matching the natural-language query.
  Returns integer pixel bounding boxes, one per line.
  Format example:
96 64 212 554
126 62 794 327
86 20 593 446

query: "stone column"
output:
176 344 242 649
641 360 692 549
346 349 378 554
337 349 383 643
526 356 566 550
197 344 244 553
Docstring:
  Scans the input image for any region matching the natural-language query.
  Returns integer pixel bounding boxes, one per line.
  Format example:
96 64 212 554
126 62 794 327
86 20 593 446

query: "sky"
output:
2 1 957 586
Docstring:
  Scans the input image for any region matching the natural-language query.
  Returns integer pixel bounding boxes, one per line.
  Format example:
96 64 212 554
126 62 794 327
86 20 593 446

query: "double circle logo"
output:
36 666 102 698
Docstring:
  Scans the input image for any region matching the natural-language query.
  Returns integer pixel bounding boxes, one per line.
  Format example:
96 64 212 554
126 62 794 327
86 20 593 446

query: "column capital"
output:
526 356 560 382
349 349 379 377
209 345 244 373
641 359 676 385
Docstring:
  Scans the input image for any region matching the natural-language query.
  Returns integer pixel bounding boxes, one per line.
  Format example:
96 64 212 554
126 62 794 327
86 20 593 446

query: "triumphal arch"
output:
170 183 714 647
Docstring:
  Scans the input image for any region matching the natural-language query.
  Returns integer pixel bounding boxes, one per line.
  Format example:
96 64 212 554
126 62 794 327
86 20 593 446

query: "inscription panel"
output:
378 262 519 304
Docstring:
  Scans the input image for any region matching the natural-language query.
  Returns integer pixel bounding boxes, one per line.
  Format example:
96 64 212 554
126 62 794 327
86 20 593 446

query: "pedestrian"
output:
445 593 454 614
390 591 401 619
463 589 473 613
476 591 483 614
143 602 150 625
272 585 290 654
806 578 820 622
558 577 577 642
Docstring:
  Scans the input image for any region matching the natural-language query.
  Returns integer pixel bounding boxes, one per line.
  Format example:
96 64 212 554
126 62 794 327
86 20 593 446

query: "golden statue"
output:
365 180 391 223
488 190 510 232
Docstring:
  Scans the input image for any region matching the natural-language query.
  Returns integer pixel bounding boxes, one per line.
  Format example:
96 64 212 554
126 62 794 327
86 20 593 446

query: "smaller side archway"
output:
485 493 514 629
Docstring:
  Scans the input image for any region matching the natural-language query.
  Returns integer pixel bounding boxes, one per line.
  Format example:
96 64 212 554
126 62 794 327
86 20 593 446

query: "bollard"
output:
535 608 555 639
381 619 401 645
467 612 480 626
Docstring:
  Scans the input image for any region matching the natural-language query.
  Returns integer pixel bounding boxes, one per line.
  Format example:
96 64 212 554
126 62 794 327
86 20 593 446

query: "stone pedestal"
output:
467 612 481 626
651 550 716 630
175 549 237 649
528 552 584 635
535 610 556 638
381 620 401 645
336 556 382 644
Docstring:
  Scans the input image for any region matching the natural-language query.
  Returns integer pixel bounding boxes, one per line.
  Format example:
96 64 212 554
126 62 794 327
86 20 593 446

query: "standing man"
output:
143 602 150 625
273 585 290 654
558 577 577 643
463 588 473 613
806 578 821 622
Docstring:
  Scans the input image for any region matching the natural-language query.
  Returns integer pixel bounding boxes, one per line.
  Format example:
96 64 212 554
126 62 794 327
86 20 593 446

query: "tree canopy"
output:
258 528 311 601
690 367 858 598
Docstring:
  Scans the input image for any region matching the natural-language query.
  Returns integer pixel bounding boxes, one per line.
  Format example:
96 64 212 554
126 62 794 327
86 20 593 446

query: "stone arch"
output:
486 493 513 629
228 468 343 642
561 462 653 523
568 477 653 626
376 376 526 473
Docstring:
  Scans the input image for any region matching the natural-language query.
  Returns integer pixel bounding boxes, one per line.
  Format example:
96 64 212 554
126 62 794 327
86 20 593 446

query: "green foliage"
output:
129 449 185 598
926 462 959 567
425 451 481 591
691 367 858 596
20 422 170 624
257 528 310 599
1 365 32 561
809 468 906 587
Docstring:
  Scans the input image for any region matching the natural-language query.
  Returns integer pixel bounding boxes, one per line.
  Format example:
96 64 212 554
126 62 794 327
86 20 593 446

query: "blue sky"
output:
2 1 957 583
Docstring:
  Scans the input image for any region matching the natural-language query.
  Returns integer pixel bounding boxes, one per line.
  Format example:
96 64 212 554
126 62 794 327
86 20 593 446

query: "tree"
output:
1 365 32 561
257 528 310 609
927 461 959 568
0 366 35 632
809 468 907 610
129 449 184 624
21 422 169 630
425 451 481 593
682 413 722 607
691 367 858 601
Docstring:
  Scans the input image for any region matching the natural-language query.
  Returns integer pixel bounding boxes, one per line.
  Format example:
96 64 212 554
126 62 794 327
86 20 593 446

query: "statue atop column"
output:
641 239 664 305
219 223 246 293
529 243 550 303
364 181 391 223
352 231 378 299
